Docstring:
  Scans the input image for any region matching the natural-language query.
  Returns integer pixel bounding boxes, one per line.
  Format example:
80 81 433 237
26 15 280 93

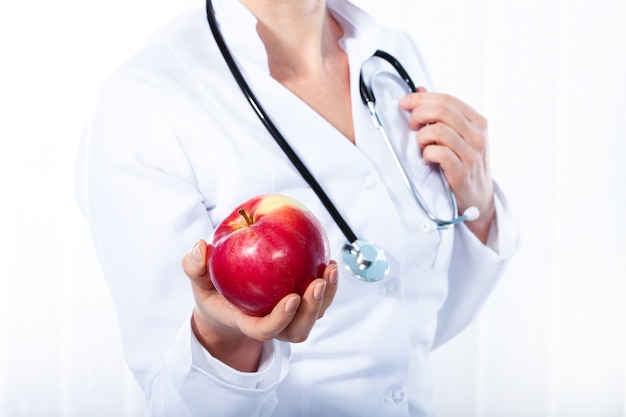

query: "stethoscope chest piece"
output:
342 239 390 282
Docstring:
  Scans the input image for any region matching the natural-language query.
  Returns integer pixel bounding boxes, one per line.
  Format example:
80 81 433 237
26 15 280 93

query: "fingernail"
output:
399 95 410 106
285 296 300 314
329 268 338 285
313 282 327 301
192 242 202 262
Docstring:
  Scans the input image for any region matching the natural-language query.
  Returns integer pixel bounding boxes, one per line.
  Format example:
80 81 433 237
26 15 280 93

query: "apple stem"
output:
238 208 253 226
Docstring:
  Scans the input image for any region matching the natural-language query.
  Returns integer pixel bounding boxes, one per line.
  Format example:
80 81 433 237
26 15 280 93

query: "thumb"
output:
183 240 215 292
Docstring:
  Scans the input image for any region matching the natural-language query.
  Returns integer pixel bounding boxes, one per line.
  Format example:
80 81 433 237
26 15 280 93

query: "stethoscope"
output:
206 0 479 282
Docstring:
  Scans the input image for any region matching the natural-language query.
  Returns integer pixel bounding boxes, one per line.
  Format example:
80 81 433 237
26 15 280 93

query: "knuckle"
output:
467 130 487 154
431 122 447 138
439 93 454 104
435 145 451 161
432 104 449 121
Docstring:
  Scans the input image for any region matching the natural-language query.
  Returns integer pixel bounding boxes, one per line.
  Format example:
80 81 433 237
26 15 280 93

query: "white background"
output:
1 0 625 416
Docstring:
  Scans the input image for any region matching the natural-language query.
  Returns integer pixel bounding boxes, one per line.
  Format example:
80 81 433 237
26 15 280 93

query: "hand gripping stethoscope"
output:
205 0 479 281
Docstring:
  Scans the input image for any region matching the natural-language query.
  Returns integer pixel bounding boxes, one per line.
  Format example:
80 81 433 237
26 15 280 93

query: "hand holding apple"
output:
209 194 331 316
182 220 338 372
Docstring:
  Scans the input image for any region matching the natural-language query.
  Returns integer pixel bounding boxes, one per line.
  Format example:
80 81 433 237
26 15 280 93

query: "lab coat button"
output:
362 174 380 190
388 386 407 405
380 279 399 296
421 220 436 234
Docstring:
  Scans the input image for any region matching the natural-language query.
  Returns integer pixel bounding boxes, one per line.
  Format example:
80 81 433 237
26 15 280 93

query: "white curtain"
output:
1 0 624 416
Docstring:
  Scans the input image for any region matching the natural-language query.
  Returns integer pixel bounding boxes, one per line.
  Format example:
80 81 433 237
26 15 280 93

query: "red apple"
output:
209 194 330 317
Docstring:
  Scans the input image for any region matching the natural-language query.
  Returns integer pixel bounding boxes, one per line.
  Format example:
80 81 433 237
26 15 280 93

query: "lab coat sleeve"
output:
432 183 519 348
76 70 289 416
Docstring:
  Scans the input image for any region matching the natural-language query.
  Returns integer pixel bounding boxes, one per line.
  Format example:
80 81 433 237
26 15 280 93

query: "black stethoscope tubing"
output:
359 49 418 101
206 0 359 244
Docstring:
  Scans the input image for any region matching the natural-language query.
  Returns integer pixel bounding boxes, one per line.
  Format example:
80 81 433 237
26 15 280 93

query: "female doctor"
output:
76 0 518 415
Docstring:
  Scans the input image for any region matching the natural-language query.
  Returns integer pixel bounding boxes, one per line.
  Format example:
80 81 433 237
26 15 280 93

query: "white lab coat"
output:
76 0 519 416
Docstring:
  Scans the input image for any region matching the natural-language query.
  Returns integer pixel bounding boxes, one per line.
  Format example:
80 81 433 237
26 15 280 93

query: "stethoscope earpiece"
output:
462 206 480 222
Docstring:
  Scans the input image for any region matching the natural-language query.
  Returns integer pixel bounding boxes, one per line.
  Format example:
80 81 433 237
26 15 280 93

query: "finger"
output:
242 262 339 342
236 294 302 342
416 121 472 158
421 145 466 189
317 261 339 319
276 277 328 343
408 101 476 140
408 97 488 155
183 240 213 289
400 91 486 128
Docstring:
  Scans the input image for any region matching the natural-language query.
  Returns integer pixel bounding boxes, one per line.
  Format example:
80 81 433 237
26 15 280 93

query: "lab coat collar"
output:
210 0 381 71
328 0 381 60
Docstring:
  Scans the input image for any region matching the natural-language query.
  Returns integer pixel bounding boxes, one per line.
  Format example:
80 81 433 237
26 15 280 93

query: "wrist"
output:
191 308 263 372
463 197 496 244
